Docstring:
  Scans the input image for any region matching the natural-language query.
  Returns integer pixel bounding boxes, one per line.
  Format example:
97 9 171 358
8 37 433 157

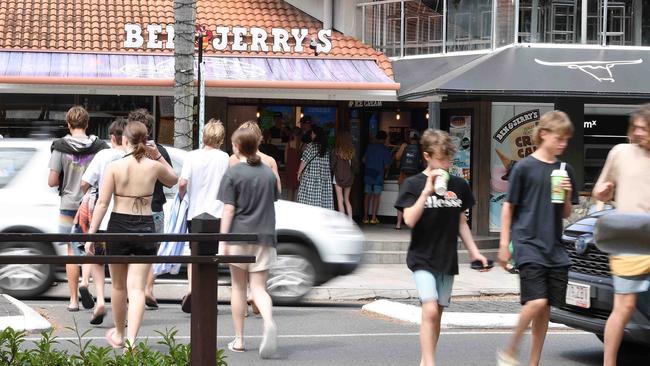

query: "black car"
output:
550 209 650 348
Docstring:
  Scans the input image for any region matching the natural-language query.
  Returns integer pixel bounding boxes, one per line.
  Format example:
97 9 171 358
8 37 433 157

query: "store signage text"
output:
123 24 333 54
493 110 540 143
348 101 382 108
584 120 597 129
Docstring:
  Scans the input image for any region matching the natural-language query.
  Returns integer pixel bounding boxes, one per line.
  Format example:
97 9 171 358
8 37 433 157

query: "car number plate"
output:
566 282 591 308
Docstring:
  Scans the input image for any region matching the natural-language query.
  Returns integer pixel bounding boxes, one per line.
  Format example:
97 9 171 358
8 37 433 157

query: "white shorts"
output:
226 244 277 272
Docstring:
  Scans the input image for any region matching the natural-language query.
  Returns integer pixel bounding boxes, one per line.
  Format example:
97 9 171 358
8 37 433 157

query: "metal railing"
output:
0 215 255 366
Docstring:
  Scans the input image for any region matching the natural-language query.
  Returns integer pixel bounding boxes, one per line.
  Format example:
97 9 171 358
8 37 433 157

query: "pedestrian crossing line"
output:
23 330 589 342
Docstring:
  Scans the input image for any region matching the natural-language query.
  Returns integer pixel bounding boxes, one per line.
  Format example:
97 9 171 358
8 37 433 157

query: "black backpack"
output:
400 143 422 174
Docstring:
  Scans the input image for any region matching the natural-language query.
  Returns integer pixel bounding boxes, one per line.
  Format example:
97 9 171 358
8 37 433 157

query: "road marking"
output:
362 300 569 329
23 330 589 342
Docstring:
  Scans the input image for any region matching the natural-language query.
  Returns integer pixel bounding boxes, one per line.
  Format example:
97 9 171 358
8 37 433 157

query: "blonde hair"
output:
66 106 89 129
238 121 262 142
334 131 355 161
421 129 456 160
629 104 650 146
203 119 225 148
533 110 574 146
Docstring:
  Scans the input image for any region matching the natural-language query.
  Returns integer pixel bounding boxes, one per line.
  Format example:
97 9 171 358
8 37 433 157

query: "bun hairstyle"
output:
124 121 149 161
232 127 262 166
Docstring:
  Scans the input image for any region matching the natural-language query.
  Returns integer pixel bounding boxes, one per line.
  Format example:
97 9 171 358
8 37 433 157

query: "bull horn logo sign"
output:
534 58 643 83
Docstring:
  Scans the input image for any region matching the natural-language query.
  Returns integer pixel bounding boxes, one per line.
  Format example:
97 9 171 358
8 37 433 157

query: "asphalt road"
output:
21 299 650 366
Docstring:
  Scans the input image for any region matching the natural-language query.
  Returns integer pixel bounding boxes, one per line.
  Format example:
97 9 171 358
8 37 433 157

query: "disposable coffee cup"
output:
551 162 568 204
434 169 450 196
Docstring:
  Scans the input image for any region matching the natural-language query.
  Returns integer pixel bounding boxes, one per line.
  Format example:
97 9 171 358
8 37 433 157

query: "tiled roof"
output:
0 0 393 78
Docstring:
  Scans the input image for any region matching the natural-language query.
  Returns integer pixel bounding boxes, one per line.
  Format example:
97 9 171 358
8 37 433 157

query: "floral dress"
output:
297 142 334 210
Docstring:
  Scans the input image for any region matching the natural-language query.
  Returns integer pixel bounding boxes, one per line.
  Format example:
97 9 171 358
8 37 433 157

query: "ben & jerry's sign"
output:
124 24 333 54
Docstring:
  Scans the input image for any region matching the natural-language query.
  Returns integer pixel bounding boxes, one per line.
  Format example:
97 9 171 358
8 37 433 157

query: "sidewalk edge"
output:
0 294 51 333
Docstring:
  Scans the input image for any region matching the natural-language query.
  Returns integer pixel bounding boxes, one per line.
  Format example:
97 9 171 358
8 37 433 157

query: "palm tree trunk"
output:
173 0 197 150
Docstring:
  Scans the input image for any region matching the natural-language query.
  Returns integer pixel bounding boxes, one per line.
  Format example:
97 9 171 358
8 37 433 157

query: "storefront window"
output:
446 0 494 52
0 94 75 138
81 95 153 139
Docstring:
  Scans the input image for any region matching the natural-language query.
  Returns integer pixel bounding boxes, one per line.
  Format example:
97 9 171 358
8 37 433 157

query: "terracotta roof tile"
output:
0 0 393 78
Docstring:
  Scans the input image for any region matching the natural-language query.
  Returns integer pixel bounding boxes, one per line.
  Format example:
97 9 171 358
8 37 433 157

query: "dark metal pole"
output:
196 34 203 150
190 213 220 366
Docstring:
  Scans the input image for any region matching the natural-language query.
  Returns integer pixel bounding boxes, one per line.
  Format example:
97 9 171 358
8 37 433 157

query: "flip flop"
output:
248 299 260 315
79 286 95 310
227 339 245 353
90 307 106 325
145 296 159 310
181 293 191 314
105 328 124 349
67 305 79 312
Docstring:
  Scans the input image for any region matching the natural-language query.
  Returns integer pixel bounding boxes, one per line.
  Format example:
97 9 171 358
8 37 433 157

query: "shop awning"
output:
0 50 400 100
396 45 650 100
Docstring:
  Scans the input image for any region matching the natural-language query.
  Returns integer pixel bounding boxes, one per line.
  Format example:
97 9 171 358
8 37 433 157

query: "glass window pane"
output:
446 0 493 52
0 148 35 188
496 0 516 47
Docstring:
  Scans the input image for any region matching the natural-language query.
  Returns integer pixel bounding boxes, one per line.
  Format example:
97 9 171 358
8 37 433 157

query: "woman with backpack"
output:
395 130 423 230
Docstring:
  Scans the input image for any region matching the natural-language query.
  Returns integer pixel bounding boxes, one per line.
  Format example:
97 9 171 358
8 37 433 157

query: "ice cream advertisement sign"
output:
489 104 554 231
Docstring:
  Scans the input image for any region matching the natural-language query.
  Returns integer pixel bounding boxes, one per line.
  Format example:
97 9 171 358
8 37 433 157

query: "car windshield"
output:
0 148 35 188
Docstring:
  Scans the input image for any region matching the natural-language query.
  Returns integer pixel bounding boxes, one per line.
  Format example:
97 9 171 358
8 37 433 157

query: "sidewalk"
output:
0 294 51 332
305 264 520 302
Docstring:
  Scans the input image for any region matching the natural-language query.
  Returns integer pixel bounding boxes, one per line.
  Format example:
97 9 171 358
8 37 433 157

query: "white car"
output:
0 139 364 304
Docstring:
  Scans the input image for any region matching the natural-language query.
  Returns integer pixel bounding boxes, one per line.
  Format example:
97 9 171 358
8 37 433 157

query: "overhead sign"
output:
124 24 333 54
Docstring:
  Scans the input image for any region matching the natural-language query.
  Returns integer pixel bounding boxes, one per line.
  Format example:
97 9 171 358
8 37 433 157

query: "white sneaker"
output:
259 321 277 359
496 350 520 366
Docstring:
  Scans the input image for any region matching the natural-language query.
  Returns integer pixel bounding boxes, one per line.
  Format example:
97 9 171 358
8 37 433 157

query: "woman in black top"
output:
395 129 489 366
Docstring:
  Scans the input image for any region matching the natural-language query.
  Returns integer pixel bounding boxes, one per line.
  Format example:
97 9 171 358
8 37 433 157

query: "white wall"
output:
285 0 364 38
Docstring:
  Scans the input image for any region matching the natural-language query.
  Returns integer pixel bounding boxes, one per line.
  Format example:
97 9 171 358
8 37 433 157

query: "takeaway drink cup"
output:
434 169 450 196
551 162 568 204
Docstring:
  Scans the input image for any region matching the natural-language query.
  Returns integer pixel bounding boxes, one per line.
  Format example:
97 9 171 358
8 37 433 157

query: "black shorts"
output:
105 213 157 256
519 264 569 307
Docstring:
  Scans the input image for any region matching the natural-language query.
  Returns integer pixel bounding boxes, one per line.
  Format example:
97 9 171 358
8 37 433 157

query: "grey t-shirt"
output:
217 162 278 247
506 155 579 268
49 149 97 210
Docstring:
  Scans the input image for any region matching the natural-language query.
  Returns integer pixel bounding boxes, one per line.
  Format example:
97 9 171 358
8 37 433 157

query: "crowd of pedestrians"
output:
45 103 650 364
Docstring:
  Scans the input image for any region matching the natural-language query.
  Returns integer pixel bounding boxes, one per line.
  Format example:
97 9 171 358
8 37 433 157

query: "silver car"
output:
0 139 364 304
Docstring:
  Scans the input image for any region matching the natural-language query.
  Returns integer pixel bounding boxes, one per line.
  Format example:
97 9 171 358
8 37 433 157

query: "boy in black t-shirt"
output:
497 111 578 366
395 129 489 366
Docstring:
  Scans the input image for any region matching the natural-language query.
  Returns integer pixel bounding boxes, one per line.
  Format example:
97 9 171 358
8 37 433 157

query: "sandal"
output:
145 296 159 310
79 286 95 310
181 293 191 314
227 338 245 353
105 328 124 349
248 299 260 315
90 306 106 325
370 218 380 225
67 305 79 312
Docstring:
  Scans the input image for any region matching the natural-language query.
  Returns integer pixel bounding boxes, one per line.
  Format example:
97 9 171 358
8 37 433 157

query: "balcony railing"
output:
358 0 650 58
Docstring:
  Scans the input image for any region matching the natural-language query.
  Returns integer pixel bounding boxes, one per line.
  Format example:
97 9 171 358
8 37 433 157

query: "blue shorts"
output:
413 270 455 307
613 274 650 294
364 184 383 195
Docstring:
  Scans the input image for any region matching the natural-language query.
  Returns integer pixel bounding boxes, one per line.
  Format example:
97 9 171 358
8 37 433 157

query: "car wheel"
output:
267 243 318 305
0 242 55 298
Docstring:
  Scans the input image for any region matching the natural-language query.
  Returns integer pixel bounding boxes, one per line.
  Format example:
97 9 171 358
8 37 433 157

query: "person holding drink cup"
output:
497 111 578 366
395 129 490 366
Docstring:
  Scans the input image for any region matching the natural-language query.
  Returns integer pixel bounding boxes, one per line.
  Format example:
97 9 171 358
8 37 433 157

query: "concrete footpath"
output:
305 264 520 302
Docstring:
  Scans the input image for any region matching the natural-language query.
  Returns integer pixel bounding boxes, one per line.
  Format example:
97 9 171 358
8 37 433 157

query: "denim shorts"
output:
613 273 650 294
364 184 383 195
413 270 455 307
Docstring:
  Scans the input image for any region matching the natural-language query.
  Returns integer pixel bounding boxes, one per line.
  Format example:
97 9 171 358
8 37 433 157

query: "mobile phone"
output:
470 259 494 270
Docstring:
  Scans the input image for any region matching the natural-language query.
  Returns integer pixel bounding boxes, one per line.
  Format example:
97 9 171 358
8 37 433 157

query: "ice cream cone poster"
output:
489 104 554 231
449 115 471 182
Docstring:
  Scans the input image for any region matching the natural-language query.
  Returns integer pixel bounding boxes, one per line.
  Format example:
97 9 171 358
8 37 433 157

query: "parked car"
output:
550 209 650 348
0 139 364 304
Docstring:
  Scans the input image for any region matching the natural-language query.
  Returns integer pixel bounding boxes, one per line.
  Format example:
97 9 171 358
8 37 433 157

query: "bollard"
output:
190 213 220 366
